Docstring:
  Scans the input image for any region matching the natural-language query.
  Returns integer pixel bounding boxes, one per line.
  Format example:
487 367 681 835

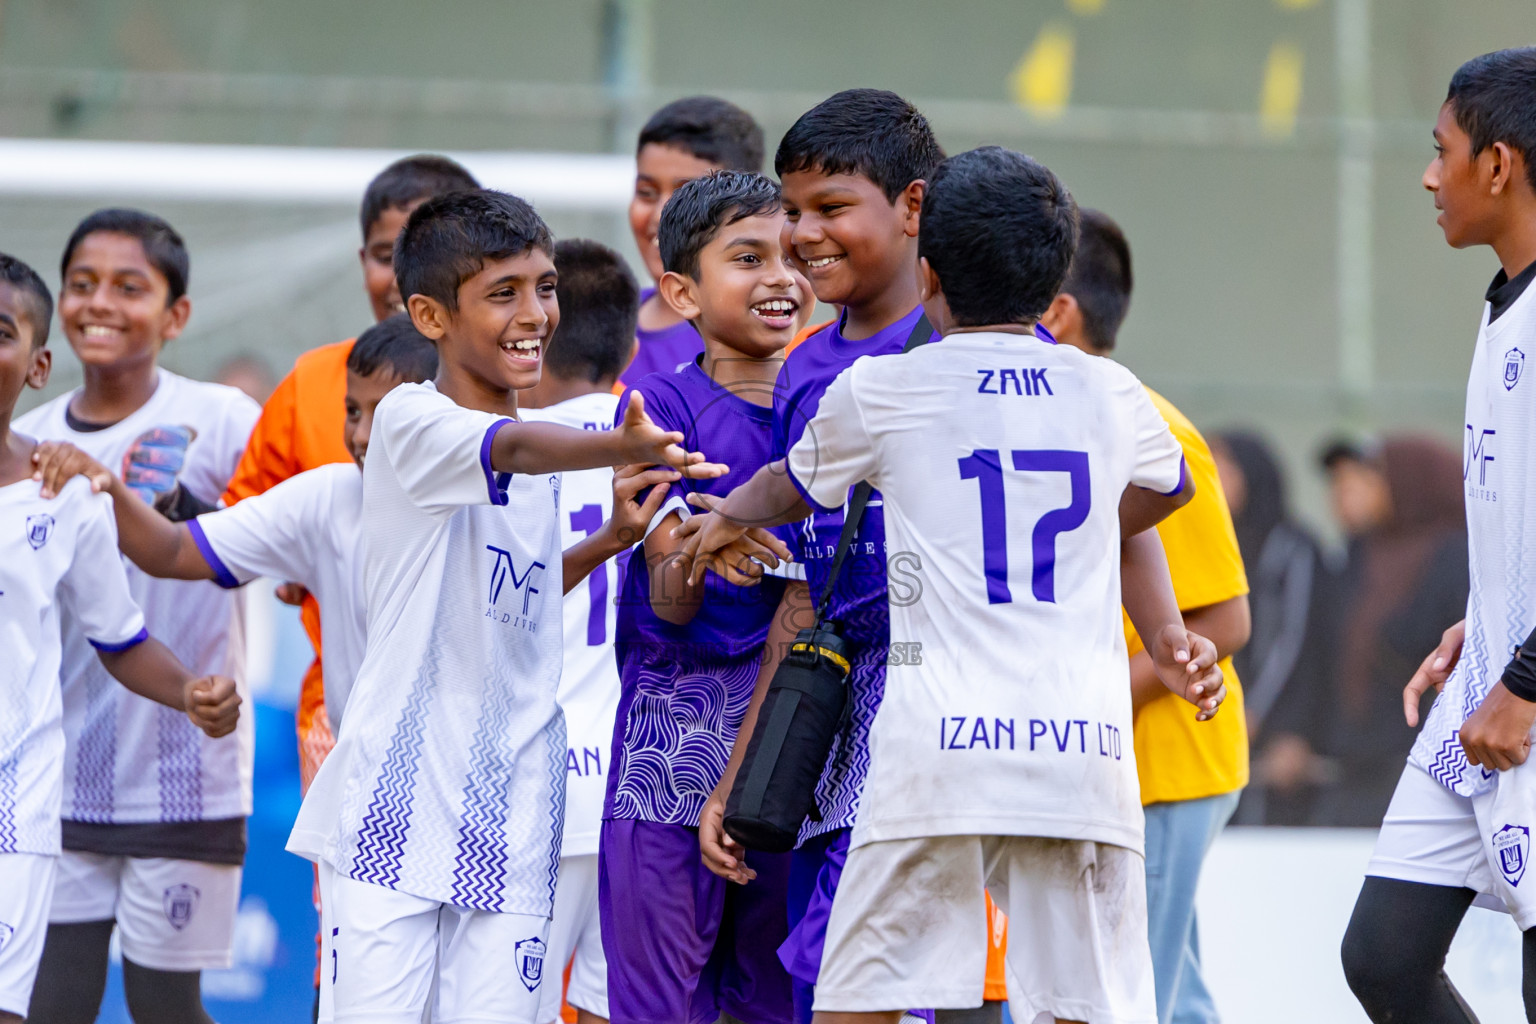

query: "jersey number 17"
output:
957 448 1090 605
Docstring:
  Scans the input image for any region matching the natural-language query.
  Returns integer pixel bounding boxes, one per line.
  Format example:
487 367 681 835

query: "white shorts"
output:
318 863 552 1024
0 853 56 1016
816 835 1155 1024
1368 762 1536 928
539 854 607 1024
48 850 241 971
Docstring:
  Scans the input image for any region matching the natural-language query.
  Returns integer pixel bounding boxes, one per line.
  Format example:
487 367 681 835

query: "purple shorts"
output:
599 818 795 1024
778 829 849 1024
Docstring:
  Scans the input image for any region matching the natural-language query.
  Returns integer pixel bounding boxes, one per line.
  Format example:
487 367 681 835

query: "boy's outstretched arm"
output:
33 442 218 582
699 580 812 883
96 638 240 738
490 391 728 479
1121 529 1225 720
1119 468 1195 539
561 464 677 595
673 460 806 587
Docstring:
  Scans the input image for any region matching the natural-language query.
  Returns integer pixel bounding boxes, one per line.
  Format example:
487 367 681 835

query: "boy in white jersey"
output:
15 209 259 1024
679 147 1225 1024
284 189 735 1024
0 254 238 1022
1341 48 1536 1024
521 238 644 1024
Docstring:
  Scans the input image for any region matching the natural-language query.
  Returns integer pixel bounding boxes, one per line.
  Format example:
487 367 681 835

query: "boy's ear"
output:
407 294 450 340
1488 140 1533 199
916 256 941 302
899 180 927 239
160 295 192 343
657 271 701 323
26 344 51 391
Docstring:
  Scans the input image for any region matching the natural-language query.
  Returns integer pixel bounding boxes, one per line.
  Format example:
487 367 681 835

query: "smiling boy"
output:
1341 47 1536 1024
283 189 729 1024
600 170 811 1024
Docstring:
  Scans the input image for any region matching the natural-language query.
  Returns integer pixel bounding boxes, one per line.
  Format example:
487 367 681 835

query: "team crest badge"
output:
0 921 13 953
162 884 201 930
1505 347 1525 391
1494 824 1530 886
514 936 546 992
25 514 54 550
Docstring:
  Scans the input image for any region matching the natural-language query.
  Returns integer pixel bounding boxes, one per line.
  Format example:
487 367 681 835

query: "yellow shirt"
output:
1126 388 1251 806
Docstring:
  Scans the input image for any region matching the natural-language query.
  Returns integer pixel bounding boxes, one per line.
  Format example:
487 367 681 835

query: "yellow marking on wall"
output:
1010 24 1075 119
1067 0 1105 15
1274 0 1320 9
1260 41 1304 138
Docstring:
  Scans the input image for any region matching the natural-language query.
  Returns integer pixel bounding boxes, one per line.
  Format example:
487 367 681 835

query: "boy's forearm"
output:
718 462 812 530
561 530 626 596
1121 530 1183 645
107 477 216 582
645 514 703 625
490 422 625 477
1129 598 1249 713
96 636 192 712
1119 475 1195 538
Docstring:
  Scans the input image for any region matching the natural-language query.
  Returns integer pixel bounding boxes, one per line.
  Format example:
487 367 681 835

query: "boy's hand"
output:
609 464 680 549
614 392 728 480
699 791 755 885
675 494 794 587
1404 619 1465 727
1149 625 1225 720
184 675 241 738
1459 682 1536 772
32 441 114 499
274 582 310 607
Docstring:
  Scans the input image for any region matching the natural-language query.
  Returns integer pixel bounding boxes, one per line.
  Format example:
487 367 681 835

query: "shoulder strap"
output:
813 313 932 622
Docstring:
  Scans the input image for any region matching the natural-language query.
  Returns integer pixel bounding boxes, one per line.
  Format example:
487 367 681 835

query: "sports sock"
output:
1342 876 1481 1023
26 920 114 1024
122 958 215 1024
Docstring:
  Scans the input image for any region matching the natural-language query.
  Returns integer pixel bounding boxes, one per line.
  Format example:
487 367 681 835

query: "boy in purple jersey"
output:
692 88 945 1024
623 97 767 387
601 170 810 1024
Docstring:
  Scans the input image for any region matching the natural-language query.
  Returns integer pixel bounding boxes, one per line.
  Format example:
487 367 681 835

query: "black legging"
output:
26 920 214 1024
1342 875 1536 1023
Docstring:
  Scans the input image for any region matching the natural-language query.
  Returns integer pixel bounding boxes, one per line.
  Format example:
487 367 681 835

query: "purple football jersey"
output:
619 288 706 387
771 306 931 845
608 360 790 826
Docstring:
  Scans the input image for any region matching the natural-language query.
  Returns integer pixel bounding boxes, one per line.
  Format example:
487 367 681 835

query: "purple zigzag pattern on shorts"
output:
1423 732 1468 791
350 646 440 889
156 704 203 821
71 671 116 822
449 655 521 911
610 653 760 826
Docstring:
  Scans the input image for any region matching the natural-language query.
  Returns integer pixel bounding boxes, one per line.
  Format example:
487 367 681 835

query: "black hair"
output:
775 88 945 202
61 209 189 304
657 170 782 281
547 239 640 384
347 312 438 383
637 96 765 172
0 252 53 348
1446 48 1536 195
1060 208 1134 352
918 146 1077 327
1319 437 1378 472
360 155 481 240
393 189 555 311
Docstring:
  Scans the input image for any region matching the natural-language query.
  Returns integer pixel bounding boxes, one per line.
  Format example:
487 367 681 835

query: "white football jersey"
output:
1411 270 1536 798
0 478 147 855
190 463 365 731
16 370 258 824
786 333 1184 853
521 392 622 859
288 382 567 915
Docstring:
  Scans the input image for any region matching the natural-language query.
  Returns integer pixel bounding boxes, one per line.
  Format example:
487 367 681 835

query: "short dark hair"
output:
1319 436 1378 472
547 239 640 384
657 170 782 281
347 312 438 383
360 155 481 240
394 189 554 312
1446 47 1536 195
62 209 189 304
637 97 764 172
919 146 1078 327
1060 209 1134 352
775 89 945 202
0 252 53 348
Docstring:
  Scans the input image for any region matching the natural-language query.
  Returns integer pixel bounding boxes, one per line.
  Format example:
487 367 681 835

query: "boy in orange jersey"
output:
223 154 480 789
